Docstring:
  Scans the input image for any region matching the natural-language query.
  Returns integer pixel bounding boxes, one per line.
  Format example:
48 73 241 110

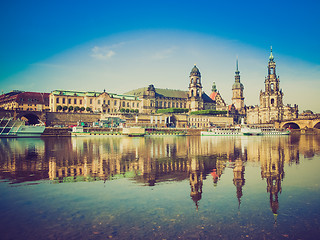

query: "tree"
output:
68 106 74 112
130 109 134 113
120 108 125 113
56 105 62 111
125 109 130 113
80 107 85 112
134 109 139 113
63 106 68 111
86 107 91 112
74 106 80 112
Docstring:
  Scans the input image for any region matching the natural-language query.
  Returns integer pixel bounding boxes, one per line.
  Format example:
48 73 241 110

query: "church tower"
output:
232 59 245 113
260 47 283 109
188 65 203 111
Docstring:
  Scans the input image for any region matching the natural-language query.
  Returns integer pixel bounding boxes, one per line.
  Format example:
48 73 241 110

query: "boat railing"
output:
0 118 12 135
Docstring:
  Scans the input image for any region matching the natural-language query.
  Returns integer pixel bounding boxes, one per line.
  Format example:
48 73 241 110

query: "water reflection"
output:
1 135 320 215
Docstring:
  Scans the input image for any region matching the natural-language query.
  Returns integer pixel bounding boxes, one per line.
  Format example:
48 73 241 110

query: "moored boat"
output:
122 127 146 137
0 118 45 138
201 126 290 136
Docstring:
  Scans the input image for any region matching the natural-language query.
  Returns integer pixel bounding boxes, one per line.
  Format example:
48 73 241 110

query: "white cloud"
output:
91 46 116 60
152 46 177 60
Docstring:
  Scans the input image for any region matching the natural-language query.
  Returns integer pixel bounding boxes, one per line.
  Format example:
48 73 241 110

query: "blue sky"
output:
1 0 319 112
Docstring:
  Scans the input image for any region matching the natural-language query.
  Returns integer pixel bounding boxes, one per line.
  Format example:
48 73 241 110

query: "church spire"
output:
269 46 274 62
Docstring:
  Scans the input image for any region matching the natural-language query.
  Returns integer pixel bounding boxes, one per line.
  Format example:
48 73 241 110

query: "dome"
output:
190 65 201 77
232 82 244 90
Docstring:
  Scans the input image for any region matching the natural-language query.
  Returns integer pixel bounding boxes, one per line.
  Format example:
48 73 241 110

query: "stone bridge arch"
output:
15 111 46 125
314 121 320 129
281 122 300 129
16 112 40 124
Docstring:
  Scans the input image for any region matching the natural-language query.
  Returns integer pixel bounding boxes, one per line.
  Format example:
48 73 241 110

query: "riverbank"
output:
41 127 319 137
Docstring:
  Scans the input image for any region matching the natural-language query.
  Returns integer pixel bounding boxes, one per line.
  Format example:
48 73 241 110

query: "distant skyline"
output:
1 0 319 112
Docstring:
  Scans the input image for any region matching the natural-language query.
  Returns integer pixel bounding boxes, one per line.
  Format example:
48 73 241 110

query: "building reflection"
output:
1 134 320 216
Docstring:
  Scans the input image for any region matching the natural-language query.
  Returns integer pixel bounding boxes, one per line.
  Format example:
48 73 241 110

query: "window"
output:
122 102 125 107
62 98 65 104
172 102 175 108
271 98 274 106
68 99 71 104
164 102 166 108
74 99 77 104
80 100 82 105
98 100 100 104
103 100 106 104
168 102 171 108
56 98 59 103
114 100 117 105
137 103 139 107
127 102 129 107
90 99 92 104
108 100 110 105
132 103 135 107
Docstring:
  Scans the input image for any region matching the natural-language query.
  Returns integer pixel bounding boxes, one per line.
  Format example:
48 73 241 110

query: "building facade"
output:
0 91 50 111
49 90 141 114
209 82 227 111
247 48 298 124
49 65 216 115
232 59 245 114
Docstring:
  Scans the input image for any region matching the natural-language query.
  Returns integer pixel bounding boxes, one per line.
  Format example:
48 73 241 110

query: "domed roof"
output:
232 82 244 90
190 65 201 76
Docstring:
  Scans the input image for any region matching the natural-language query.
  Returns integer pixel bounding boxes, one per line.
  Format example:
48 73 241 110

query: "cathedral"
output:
125 65 216 113
246 48 298 124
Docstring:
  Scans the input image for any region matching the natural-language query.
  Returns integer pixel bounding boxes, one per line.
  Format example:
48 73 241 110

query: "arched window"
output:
271 98 274 106
191 90 194 97
271 83 274 91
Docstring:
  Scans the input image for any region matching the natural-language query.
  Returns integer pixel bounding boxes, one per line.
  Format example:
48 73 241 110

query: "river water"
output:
0 135 320 239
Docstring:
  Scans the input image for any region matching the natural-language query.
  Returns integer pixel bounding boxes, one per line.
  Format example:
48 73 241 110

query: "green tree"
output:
63 106 68 111
68 106 74 112
56 105 62 111
86 107 91 112
134 109 139 113
74 106 80 112
120 108 125 113
80 107 85 112
125 109 130 113
130 109 134 113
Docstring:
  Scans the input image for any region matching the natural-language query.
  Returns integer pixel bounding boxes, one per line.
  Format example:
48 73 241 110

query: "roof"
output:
0 91 49 105
209 92 218 101
51 90 139 101
202 92 215 103
124 87 188 99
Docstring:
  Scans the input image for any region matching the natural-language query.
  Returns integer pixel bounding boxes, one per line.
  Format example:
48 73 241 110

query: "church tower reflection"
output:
189 157 203 211
260 148 284 224
233 157 245 208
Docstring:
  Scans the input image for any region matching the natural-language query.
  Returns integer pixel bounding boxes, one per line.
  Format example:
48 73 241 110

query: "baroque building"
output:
121 65 216 114
232 59 245 114
247 48 298 124
209 82 227 111
0 91 50 111
49 65 216 115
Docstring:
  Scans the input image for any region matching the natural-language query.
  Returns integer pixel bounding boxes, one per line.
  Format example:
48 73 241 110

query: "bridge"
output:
0 109 46 124
275 115 320 129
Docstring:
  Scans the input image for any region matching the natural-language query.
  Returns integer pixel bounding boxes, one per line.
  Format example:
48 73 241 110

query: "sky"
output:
1 0 319 112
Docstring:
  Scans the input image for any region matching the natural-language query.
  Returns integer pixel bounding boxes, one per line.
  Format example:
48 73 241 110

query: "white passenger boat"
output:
0 118 45 138
201 127 242 136
260 127 291 135
201 126 290 136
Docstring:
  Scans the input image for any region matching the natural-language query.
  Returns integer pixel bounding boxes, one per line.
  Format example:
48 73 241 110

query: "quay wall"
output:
45 112 101 126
